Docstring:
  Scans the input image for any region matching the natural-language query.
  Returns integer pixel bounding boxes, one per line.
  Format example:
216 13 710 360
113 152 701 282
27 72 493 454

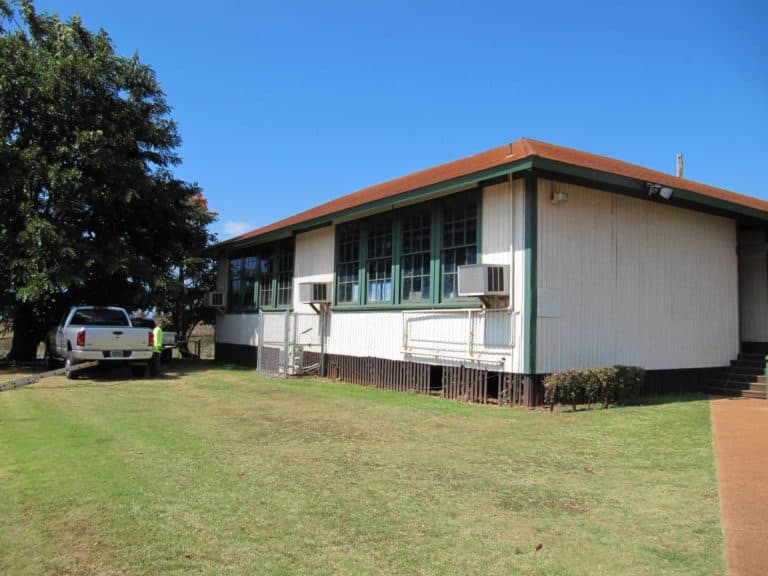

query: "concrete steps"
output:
704 353 766 399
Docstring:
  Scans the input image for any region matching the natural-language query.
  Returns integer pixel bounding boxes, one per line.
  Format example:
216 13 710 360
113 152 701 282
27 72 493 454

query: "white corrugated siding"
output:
326 311 403 360
327 310 512 370
511 178 526 372
293 226 335 313
216 313 260 346
537 178 738 372
480 178 520 370
739 229 768 342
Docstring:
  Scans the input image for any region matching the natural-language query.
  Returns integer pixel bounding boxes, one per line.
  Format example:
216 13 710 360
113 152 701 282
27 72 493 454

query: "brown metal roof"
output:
220 138 767 247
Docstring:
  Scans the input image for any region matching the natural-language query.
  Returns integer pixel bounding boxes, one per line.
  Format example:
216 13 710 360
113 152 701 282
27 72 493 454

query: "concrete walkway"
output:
711 398 768 576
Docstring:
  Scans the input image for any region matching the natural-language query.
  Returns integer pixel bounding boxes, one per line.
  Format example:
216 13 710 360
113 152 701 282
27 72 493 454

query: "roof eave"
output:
531 157 768 223
215 157 535 252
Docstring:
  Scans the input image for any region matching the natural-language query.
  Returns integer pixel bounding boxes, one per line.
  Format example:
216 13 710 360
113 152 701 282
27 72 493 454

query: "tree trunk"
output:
7 301 42 361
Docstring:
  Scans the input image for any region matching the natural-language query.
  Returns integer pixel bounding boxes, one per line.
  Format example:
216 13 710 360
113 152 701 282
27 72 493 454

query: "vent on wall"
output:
204 291 226 308
299 282 331 303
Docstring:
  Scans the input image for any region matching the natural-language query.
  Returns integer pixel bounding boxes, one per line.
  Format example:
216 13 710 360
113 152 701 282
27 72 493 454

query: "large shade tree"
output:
0 0 217 360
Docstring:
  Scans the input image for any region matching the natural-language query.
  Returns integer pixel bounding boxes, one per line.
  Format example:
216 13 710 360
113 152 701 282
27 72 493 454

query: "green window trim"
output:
439 193 481 301
333 188 482 309
364 215 394 305
227 239 295 313
335 223 361 305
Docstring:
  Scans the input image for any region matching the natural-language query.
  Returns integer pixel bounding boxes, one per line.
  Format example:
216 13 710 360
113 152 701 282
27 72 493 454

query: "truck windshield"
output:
70 309 129 326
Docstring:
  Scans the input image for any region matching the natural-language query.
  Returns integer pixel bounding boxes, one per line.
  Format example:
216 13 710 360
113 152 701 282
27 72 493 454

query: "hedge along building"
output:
211 138 768 406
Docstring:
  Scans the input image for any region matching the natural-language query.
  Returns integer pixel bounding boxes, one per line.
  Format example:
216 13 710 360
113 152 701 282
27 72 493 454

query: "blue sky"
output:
34 0 768 240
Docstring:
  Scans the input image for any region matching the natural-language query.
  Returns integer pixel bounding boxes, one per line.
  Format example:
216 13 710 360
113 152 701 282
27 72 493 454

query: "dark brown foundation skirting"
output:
325 354 542 407
641 367 725 396
214 345 722 407
741 342 768 354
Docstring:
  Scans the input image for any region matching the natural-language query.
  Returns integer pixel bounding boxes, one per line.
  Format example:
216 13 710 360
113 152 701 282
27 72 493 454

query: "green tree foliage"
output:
157 192 219 352
0 1 217 359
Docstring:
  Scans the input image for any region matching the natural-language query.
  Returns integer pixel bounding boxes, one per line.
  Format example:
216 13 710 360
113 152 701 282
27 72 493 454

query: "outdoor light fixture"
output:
646 182 674 200
551 190 569 205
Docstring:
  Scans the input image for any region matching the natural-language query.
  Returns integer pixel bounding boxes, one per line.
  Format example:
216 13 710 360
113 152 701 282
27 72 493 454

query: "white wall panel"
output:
537 179 738 372
482 180 514 266
326 310 512 370
215 313 260 346
326 312 403 360
481 178 520 371
739 229 768 342
511 178 526 372
293 226 335 313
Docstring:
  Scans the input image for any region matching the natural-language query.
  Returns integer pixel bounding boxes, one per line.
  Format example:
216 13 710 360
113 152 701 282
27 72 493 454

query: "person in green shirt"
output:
150 321 163 377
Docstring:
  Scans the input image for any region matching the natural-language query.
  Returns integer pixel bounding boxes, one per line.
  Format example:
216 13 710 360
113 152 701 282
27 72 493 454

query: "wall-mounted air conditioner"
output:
299 282 331 304
458 265 510 303
204 291 226 308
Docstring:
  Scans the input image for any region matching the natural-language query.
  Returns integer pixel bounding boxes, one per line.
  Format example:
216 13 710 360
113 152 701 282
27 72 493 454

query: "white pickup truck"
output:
45 306 155 378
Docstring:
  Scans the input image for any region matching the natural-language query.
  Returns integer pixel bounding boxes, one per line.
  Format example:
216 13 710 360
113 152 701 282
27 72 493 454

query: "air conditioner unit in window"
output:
204 291 226 308
458 264 510 307
299 282 331 304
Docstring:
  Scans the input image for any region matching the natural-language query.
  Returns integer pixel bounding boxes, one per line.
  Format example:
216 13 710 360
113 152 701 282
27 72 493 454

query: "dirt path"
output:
711 398 768 576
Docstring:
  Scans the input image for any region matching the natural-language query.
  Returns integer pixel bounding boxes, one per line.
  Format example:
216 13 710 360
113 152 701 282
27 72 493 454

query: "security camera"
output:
659 187 673 200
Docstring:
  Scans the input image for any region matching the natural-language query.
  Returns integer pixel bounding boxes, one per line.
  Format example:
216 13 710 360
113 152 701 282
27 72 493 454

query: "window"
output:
226 240 294 312
258 249 273 307
276 242 294 306
400 210 431 302
336 224 360 304
70 308 130 326
366 217 393 302
333 189 480 307
242 255 258 311
228 257 242 312
441 197 478 299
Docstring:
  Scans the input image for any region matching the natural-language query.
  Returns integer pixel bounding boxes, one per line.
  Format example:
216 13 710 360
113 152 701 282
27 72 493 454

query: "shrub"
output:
544 365 645 410
583 368 605 410
544 369 584 411
613 365 645 404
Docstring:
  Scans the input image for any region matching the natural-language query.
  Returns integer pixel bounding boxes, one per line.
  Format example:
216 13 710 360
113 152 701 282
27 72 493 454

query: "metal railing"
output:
401 308 516 364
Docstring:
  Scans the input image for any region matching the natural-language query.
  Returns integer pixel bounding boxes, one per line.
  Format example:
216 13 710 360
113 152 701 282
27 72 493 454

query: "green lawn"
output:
0 363 724 575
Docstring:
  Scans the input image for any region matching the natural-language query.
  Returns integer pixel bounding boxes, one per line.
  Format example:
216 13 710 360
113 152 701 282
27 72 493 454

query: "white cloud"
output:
222 220 252 238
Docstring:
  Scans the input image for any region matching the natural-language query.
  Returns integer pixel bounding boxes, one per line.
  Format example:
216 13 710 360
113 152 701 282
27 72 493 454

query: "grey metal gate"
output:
256 311 325 377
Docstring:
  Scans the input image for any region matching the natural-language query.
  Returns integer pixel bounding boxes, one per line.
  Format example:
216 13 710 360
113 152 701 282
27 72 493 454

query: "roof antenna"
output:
676 153 684 178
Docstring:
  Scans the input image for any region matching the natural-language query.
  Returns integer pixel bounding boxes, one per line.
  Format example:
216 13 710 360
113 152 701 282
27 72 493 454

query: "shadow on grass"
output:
634 393 713 405
545 393 713 414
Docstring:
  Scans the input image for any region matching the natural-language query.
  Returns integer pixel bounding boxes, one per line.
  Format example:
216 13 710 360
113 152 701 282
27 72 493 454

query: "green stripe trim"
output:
523 173 537 375
331 300 481 313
